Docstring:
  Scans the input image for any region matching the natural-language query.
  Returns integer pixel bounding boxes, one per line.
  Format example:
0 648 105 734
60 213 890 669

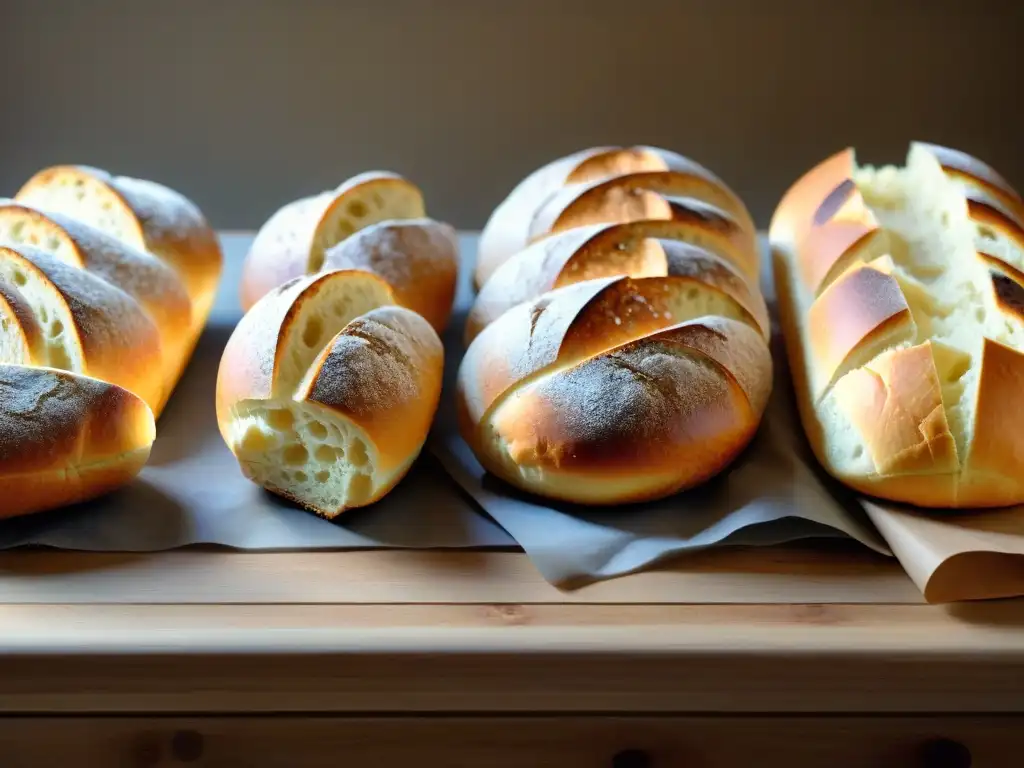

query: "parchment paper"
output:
0 233 513 551
863 502 1024 603
430 237 891 587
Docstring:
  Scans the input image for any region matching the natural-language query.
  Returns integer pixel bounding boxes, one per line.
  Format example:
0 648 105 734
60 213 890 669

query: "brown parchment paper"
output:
864 503 1024 603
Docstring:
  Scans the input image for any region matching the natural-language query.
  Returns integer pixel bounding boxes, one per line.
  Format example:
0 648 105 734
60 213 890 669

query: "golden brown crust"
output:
0 364 155 519
466 216 769 344
806 261 915 396
239 172 430 312
301 305 443 477
457 275 772 505
215 270 396 431
833 342 959 475
769 148 857 253
968 338 1024 485
323 218 459 333
14 164 223 331
0 245 166 411
475 146 752 290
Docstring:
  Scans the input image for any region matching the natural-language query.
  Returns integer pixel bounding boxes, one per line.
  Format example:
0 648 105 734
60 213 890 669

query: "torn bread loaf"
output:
0 166 222 518
216 269 443 517
239 172 458 332
771 141 1024 508
457 275 772 505
476 145 756 291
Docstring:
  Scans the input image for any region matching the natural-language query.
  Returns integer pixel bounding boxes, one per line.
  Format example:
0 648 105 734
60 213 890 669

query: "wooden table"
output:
1 542 1022 766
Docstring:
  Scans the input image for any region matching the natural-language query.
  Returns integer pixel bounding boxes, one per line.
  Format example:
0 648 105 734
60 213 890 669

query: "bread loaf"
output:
0 167 221 517
461 146 771 505
771 141 1024 508
216 269 443 517
240 172 458 331
476 145 756 291
457 276 771 505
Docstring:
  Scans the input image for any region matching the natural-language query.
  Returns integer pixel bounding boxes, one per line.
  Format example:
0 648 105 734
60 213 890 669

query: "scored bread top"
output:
240 172 429 311
322 218 459 333
14 164 223 325
216 269 396 425
465 218 769 344
475 146 753 291
457 274 771 505
771 141 1024 507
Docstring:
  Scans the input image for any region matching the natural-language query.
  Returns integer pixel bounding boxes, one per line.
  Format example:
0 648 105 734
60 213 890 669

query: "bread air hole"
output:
315 470 330 483
302 316 323 348
309 421 328 439
979 225 997 241
9 222 25 242
49 319 63 338
266 408 294 431
348 201 368 218
348 439 369 467
283 444 308 465
12 270 26 286
315 444 337 463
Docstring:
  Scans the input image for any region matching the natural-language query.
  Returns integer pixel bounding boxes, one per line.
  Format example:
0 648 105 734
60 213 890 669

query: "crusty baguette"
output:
0 166 221 518
457 275 772 505
0 364 156 518
476 145 756 291
216 269 443 517
239 172 459 331
15 165 223 332
771 141 1024 508
465 218 769 345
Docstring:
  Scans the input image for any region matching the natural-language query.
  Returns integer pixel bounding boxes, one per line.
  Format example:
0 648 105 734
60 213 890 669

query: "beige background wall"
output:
0 0 1019 231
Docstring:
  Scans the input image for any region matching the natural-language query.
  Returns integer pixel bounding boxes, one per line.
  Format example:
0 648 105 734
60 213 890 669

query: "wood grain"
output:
0 543 919 605
0 715 1017 768
1 602 1023 714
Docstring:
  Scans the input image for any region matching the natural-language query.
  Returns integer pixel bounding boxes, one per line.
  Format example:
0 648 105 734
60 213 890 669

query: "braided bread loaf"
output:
216 269 443 517
0 168 222 518
460 147 772 505
240 172 458 332
771 142 1024 508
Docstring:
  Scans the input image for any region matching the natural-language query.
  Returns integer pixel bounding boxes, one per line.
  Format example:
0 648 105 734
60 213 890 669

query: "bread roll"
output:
466 218 768 345
216 269 443 517
771 141 1024 507
457 275 771 505
476 145 756 290
0 365 156 519
239 172 458 331
15 164 223 331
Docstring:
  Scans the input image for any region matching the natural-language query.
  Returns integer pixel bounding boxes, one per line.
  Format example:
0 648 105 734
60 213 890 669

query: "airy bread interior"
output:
0 250 80 372
308 182 425 273
804 145 1024 477
15 172 144 248
224 274 394 517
